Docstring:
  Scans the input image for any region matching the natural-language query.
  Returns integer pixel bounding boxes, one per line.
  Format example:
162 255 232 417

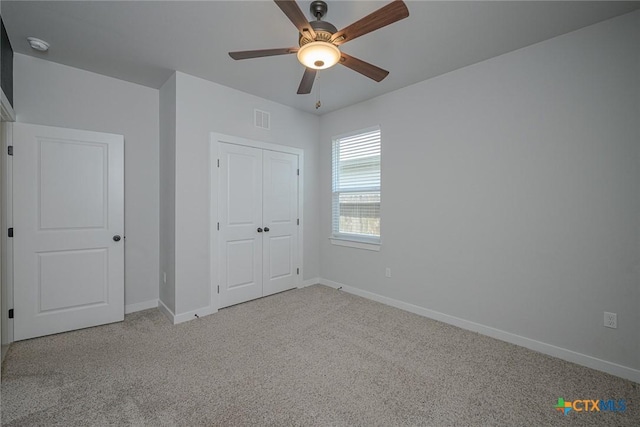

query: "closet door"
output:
218 143 263 308
262 150 298 296
217 142 300 309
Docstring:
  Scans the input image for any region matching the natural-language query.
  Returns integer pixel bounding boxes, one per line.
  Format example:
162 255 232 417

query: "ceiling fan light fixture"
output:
297 41 340 70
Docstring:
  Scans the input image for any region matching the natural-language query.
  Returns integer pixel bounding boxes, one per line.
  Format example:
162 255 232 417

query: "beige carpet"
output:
1 285 638 426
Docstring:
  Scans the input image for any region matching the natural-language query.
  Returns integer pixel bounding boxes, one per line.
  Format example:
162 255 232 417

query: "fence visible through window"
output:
332 128 381 243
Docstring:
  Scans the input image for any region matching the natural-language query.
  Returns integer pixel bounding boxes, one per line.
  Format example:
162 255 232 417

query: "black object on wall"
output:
1 17 14 107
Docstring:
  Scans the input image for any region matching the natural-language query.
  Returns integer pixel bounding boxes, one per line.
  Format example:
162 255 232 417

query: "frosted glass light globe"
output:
297 42 340 70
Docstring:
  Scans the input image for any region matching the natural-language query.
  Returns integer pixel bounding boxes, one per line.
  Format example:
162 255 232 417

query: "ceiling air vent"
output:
254 109 270 130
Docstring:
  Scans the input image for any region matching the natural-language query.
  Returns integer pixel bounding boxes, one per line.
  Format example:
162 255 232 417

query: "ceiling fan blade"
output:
297 68 317 94
339 53 389 82
331 0 409 46
274 0 316 40
229 47 299 60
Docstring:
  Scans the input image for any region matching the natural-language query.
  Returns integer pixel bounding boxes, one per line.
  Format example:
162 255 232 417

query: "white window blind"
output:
332 128 381 244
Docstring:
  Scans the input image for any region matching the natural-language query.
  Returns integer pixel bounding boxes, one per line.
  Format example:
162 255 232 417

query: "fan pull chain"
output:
315 74 322 110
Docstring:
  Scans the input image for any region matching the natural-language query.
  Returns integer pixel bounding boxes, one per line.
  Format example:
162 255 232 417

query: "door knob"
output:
264 227 270 232
257 228 263 233
113 235 121 242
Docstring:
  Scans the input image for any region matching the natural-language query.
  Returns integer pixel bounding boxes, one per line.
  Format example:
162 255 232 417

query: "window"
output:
332 127 381 248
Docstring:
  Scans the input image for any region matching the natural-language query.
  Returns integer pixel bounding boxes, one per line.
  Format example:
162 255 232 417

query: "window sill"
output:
329 237 380 251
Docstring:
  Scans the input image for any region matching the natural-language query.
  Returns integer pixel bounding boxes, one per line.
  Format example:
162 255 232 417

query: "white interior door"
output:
218 143 263 308
262 150 298 296
218 142 299 308
13 123 124 341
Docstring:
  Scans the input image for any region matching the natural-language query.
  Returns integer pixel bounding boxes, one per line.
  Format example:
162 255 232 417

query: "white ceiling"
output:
3 1 639 115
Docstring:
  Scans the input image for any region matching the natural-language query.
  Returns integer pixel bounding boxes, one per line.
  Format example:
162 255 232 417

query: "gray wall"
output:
172 72 321 315
319 11 640 370
14 54 160 309
159 74 176 313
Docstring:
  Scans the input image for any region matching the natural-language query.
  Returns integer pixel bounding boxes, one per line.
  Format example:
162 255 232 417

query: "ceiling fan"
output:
229 0 410 95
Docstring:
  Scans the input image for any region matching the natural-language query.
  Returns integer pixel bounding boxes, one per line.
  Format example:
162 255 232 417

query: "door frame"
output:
209 133 304 310
1 121 15 356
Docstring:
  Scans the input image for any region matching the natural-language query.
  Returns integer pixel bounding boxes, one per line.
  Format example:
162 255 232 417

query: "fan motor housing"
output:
299 20 337 46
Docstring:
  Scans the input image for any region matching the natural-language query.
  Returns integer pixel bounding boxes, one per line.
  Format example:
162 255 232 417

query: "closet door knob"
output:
257 228 263 233
264 227 270 232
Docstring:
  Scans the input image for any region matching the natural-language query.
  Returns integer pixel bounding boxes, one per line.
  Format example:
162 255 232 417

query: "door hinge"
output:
7 228 13 238
297 218 299 226
217 222 219 231
8 146 13 156
297 168 299 176
8 309 13 319
217 285 220 294
297 268 299 275
217 159 220 168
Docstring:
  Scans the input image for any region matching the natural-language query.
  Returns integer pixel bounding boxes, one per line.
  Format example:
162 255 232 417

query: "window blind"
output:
332 128 381 242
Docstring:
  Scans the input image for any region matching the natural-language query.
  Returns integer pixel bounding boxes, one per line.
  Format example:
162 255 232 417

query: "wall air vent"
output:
254 109 270 130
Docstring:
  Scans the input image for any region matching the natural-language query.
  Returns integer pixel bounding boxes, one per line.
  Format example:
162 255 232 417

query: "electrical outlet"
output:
604 312 617 329
385 267 391 278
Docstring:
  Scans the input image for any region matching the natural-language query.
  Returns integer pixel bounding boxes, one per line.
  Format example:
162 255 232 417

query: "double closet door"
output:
218 142 299 308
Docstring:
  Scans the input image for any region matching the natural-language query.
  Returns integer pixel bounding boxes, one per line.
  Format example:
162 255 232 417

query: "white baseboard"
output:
319 278 640 384
299 277 321 288
158 300 218 325
125 299 158 314
157 299 175 323
157 299 217 325
173 305 217 325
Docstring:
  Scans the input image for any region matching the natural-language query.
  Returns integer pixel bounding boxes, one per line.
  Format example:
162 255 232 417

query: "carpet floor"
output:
1 284 638 426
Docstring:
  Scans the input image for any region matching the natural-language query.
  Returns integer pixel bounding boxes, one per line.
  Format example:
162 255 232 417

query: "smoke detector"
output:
27 37 50 52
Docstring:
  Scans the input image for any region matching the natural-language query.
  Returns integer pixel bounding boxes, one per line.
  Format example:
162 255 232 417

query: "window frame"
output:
330 126 381 250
